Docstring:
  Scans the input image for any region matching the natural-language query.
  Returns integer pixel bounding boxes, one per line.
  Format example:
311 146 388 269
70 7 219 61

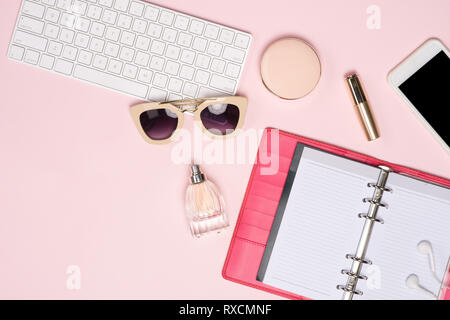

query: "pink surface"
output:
0 0 450 299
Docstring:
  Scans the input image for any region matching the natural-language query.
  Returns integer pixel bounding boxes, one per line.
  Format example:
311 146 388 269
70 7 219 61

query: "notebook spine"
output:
337 166 392 300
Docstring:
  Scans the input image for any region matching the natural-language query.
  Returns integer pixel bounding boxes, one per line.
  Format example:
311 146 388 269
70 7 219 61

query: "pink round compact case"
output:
260 37 321 100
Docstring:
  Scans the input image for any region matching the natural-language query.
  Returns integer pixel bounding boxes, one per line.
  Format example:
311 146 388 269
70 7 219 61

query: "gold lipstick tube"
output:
345 73 380 141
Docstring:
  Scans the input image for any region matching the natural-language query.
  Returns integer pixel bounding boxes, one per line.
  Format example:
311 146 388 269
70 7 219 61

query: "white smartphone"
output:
388 38 450 155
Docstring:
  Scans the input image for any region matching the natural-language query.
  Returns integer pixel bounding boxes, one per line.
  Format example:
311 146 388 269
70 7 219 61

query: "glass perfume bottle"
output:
185 165 228 238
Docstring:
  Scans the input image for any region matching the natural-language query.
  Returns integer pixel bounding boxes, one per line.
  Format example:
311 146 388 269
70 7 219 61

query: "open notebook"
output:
256 143 450 300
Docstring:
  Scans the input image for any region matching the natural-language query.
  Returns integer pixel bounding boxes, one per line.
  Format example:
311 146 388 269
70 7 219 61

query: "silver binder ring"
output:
358 213 384 224
336 285 363 295
345 254 372 265
341 269 368 280
363 197 388 208
367 182 392 192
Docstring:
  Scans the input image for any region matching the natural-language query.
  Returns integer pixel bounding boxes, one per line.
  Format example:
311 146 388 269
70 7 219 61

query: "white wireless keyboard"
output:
8 0 252 101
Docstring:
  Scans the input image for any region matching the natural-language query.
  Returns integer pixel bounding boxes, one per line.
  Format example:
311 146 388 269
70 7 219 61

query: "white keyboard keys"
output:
74 65 148 98
18 16 44 34
22 1 45 19
40 54 55 69
10 0 252 101
9 45 25 60
210 74 235 93
13 30 47 51
54 59 74 75
24 50 39 65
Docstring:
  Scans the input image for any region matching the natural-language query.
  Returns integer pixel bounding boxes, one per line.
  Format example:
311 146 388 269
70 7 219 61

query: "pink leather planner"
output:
222 128 450 300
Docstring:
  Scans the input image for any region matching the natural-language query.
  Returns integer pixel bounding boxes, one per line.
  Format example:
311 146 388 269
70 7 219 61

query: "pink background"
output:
1 0 449 299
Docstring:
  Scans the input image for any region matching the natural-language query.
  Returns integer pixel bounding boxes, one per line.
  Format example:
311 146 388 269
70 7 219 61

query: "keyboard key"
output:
162 28 177 43
150 40 165 55
119 47 135 62
42 0 56 5
135 51 150 66
107 59 123 74
147 23 162 38
93 54 108 69
234 33 250 49
22 1 45 19
105 26 120 41
90 38 105 52
78 50 93 64
18 16 44 34
62 45 78 60
195 70 210 85
149 56 164 71
148 87 167 101
75 17 90 32
91 22 106 37
180 49 195 64
24 49 40 64
117 14 132 29
219 29 234 44
179 65 194 80
164 60 180 75
114 0 130 12
207 42 222 56
44 8 60 23
129 1 144 16
165 44 180 60
204 24 219 39
222 46 245 63
177 32 192 47
210 74 235 93
153 73 168 87
192 37 207 52
132 19 147 34
74 33 90 48
102 9 117 24
9 45 25 60
13 30 47 51
44 24 59 39
189 20 204 35
225 63 240 78
198 87 225 98
105 42 120 57
87 5 102 20
168 93 182 101
60 13 75 28
159 11 174 26
54 59 74 75
56 0 72 10
120 31 135 46
39 54 55 69
60 28 74 43
47 41 63 55
74 65 148 98
195 54 210 69
168 78 183 92
210 58 225 73
183 82 198 97
123 63 138 78
72 0 88 14
174 16 189 30
135 35 151 51
99 0 113 6
138 69 153 83
144 6 159 21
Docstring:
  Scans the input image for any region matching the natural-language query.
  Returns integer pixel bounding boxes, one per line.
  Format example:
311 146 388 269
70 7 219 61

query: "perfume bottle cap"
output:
190 164 205 184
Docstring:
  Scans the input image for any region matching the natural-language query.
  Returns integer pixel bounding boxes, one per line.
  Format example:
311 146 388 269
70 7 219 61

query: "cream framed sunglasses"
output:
130 96 248 144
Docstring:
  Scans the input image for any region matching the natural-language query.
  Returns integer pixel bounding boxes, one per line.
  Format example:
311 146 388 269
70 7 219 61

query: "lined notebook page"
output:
362 172 450 300
260 146 380 299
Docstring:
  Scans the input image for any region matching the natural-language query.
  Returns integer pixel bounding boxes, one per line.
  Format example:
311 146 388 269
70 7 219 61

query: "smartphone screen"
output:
398 50 450 145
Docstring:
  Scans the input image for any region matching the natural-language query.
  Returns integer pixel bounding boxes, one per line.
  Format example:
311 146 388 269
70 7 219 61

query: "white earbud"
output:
417 240 442 283
405 274 437 298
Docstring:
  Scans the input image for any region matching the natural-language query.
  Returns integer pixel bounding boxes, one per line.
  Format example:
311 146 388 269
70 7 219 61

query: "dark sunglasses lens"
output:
139 108 178 140
200 104 240 135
